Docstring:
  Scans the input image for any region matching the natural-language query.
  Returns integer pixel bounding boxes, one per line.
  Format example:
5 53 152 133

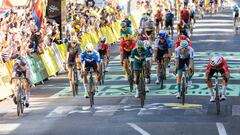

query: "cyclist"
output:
214 0 218 14
209 0 214 13
122 15 132 28
232 4 239 30
206 56 229 101
120 22 133 38
180 5 190 25
189 3 196 25
96 36 110 72
154 30 172 84
177 20 190 38
140 13 150 30
120 34 136 80
144 40 154 83
175 40 194 98
135 28 148 41
81 43 100 98
130 40 149 98
164 9 174 38
65 36 82 91
144 18 155 38
199 0 205 18
11 57 31 107
174 35 192 49
154 9 164 34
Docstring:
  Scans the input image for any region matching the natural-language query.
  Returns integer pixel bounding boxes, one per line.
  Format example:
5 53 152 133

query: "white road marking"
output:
120 97 128 104
127 123 151 135
46 106 78 118
216 123 228 135
0 124 20 134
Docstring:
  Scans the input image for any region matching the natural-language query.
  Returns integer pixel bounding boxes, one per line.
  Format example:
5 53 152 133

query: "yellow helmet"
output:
123 34 132 41
75 25 80 30
71 29 76 34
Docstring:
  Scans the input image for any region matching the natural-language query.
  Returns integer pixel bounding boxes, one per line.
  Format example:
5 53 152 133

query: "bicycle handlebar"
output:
11 77 27 80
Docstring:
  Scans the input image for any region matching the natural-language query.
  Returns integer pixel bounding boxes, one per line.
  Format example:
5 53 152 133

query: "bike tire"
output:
75 83 78 96
17 87 21 116
140 73 146 108
89 78 94 107
181 77 186 105
72 83 76 96
101 63 105 85
21 89 24 114
129 71 134 92
160 65 164 89
99 63 103 85
215 87 220 115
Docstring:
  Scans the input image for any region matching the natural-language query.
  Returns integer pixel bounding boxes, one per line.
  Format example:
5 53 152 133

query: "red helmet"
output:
179 35 187 40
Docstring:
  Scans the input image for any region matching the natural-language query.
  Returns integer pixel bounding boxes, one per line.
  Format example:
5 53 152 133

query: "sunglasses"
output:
87 51 92 53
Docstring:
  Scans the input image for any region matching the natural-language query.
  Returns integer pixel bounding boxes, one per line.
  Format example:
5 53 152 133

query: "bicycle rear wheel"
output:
17 87 21 116
140 78 145 108
72 83 76 96
101 63 105 85
99 63 103 85
20 89 24 114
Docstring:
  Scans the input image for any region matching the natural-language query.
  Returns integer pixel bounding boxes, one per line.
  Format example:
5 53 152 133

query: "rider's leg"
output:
68 66 73 91
134 70 140 98
124 58 129 79
176 70 182 98
76 56 82 81
83 72 89 97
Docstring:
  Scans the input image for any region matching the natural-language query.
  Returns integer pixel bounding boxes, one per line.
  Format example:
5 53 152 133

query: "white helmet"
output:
144 40 151 48
210 56 222 67
99 36 106 42
85 43 94 51
125 14 129 19
71 36 78 42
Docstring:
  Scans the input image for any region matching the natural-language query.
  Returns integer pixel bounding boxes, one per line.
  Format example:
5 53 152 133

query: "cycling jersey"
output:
140 18 150 29
206 56 229 75
67 42 81 55
97 43 110 58
120 27 133 37
180 9 190 24
123 20 132 28
154 12 163 21
130 48 149 70
120 40 136 53
154 37 172 50
80 50 100 64
175 46 194 61
13 59 30 80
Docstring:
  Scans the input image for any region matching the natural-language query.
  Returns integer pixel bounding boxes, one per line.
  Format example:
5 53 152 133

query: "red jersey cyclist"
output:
120 34 136 80
96 36 110 72
206 56 230 102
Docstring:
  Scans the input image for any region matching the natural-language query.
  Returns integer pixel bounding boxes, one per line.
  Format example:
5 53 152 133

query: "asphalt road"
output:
1 2 240 135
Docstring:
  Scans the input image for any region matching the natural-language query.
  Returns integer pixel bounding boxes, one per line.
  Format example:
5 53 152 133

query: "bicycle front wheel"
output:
215 88 221 115
181 77 186 105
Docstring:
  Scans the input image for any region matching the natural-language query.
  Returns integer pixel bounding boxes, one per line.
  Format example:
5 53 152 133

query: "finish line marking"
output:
127 123 151 135
216 123 228 135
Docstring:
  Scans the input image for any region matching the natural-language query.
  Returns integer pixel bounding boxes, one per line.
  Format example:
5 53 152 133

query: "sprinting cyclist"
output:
96 36 110 72
120 34 136 80
81 43 100 98
206 56 229 101
11 57 31 107
174 40 194 98
154 30 172 84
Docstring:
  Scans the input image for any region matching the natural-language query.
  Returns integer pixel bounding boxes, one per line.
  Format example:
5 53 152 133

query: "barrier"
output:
51 43 66 73
32 53 49 81
40 47 59 76
26 55 43 84
0 63 12 100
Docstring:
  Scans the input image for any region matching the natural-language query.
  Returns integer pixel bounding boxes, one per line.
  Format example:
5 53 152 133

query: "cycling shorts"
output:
165 21 173 28
122 50 132 59
177 58 190 74
85 61 98 73
157 49 168 61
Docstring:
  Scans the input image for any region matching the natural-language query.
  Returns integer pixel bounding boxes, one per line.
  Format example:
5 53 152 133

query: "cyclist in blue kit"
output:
81 43 100 98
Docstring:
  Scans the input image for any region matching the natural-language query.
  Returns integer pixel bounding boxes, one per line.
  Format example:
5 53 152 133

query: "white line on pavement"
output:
120 97 128 104
216 123 228 135
127 123 151 135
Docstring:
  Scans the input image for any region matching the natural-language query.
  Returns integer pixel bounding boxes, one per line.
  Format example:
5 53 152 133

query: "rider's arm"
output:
167 38 172 58
189 46 194 69
80 52 85 71
222 58 230 77
95 51 101 71
175 48 180 69
154 39 159 61
106 44 110 60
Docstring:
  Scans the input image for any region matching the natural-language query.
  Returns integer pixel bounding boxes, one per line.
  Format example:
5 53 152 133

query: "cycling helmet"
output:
159 30 166 38
99 36 106 42
125 15 129 19
180 40 188 48
85 43 94 52
210 56 222 67
136 40 144 48
144 40 151 48
71 36 78 42
15 57 26 66
120 22 127 27
179 35 187 40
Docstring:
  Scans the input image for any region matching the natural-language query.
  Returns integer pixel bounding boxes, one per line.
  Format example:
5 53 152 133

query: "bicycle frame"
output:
213 72 221 115
88 68 95 107
12 77 26 116
181 65 189 105
139 68 146 108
